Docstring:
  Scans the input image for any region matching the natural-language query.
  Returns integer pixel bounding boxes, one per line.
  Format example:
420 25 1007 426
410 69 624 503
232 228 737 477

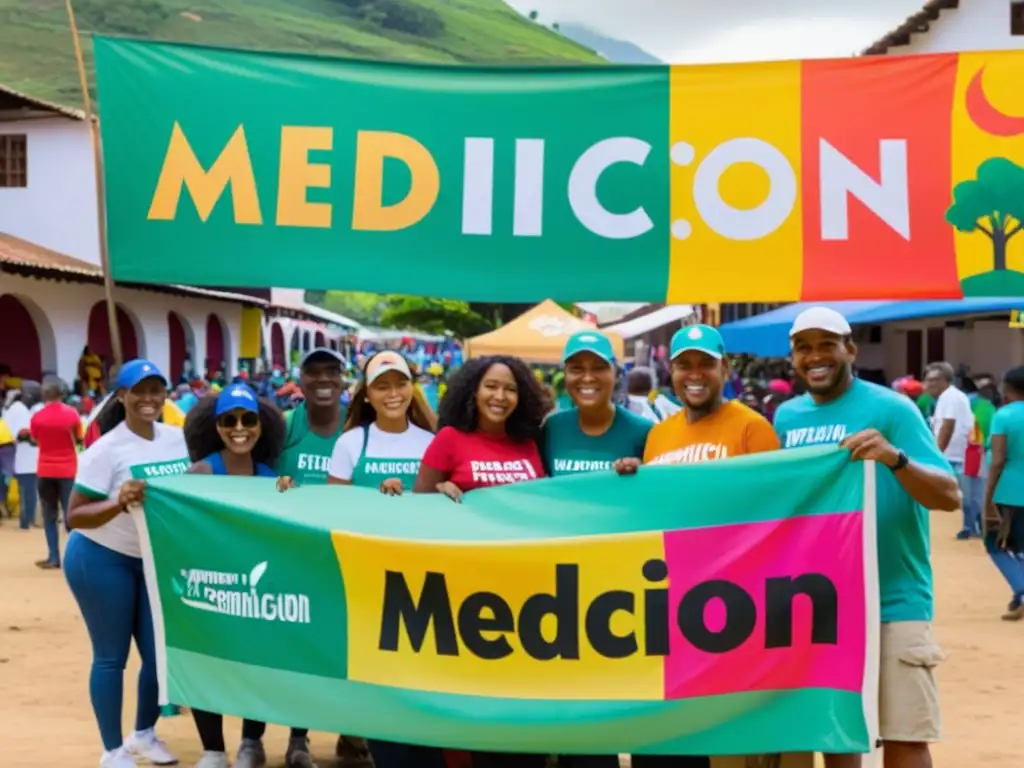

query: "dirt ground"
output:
0 511 1020 768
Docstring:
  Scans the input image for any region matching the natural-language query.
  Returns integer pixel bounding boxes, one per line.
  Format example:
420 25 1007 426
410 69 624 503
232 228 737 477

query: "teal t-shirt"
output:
991 401 1024 507
773 378 952 623
542 406 652 476
276 407 344 485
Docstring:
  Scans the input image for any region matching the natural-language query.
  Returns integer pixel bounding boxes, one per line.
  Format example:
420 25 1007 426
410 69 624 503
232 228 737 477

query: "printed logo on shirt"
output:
471 459 538 485
649 443 729 465
553 458 611 474
297 453 331 472
130 459 191 480
782 424 847 448
364 460 421 476
172 561 311 624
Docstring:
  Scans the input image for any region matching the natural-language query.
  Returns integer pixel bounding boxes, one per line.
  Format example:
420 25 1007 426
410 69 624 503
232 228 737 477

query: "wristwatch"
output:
887 451 909 471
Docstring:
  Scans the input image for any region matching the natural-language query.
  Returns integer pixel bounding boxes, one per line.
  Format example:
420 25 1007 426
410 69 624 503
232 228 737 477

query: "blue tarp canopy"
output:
719 298 1022 358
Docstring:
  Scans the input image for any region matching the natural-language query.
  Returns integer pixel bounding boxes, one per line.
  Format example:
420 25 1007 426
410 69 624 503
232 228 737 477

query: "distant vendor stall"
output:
464 299 624 363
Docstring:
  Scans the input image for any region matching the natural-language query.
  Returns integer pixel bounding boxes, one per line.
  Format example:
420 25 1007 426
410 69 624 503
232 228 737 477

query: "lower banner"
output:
137 445 878 755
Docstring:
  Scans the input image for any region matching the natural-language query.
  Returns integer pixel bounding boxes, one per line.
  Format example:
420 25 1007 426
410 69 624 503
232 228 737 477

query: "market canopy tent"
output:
719 298 1024 357
465 300 624 364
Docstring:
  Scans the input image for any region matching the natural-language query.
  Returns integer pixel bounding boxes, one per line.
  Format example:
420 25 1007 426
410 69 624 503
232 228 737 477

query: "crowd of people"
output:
3 305 1024 768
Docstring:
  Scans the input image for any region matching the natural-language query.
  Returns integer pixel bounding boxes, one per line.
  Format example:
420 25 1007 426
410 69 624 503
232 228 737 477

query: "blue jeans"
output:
985 505 1024 597
0 443 14 510
64 532 161 751
37 476 72 565
16 472 37 529
959 466 985 535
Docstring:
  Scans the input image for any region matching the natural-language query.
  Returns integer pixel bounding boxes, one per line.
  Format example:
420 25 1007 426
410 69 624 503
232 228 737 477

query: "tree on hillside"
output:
946 157 1024 271
380 297 493 338
529 10 539 20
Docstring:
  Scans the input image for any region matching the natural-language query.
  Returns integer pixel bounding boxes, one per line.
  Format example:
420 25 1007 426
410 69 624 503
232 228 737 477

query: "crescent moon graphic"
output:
965 67 1024 137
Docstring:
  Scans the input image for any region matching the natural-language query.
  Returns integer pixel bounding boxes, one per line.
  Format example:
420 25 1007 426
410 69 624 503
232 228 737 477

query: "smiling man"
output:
773 307 961 768
642 324 779 467
635 324 779 768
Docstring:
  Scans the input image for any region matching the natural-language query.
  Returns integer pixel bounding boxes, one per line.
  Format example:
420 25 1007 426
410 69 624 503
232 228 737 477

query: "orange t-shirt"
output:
642 400 780 465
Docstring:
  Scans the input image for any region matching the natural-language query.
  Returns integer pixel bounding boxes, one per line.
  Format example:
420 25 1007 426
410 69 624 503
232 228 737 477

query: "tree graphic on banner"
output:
947 157 1024 296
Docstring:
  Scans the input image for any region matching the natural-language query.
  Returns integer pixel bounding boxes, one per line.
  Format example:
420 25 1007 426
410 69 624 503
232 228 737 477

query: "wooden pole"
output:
65 0 123 367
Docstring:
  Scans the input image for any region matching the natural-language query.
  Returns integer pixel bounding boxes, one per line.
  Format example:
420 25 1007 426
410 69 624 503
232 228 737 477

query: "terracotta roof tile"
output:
0 232 100 276
0 83 84 121
862 0 959 56
0 233 266 307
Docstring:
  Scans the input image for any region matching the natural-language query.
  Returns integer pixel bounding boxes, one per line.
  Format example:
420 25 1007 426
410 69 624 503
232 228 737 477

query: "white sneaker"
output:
100 747 137 768
195 752 231 768
125 728 179 765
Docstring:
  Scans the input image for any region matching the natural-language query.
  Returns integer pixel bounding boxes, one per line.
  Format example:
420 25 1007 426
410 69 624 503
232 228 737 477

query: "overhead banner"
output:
94 38 1024 301
137 447 879 755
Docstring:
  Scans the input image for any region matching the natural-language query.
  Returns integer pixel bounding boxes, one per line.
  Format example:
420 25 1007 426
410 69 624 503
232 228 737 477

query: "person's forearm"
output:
895 461 961 511
67 499 125 530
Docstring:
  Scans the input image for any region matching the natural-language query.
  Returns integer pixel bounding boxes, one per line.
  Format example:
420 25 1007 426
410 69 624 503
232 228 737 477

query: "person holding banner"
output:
633 325 778 767
328 350 436 495
64 360 188 768
543 330 651 481
414 355 549 768
640 325 779 468
325 350 443 768
181 383 293 768
774 307 961 768
275 347 356 766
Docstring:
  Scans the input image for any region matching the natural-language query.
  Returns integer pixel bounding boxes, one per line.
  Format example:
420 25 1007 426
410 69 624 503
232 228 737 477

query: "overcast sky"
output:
503 0 928 63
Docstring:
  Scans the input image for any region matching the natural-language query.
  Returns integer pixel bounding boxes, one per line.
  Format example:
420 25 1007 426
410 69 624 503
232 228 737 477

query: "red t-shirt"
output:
30 402 82 479
421 426 545 492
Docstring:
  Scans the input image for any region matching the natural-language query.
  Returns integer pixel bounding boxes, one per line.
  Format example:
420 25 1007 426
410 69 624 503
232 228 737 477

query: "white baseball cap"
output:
789 307 852 338
364 351 413 385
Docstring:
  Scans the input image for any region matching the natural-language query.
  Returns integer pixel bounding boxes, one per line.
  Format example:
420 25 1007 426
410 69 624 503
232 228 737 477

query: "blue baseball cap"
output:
562 331 616 364
115 359 167 391
670 324 726 361
215 383 259 416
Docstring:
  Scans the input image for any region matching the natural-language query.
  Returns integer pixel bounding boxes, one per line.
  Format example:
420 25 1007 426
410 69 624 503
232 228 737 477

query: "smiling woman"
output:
180 382 297 768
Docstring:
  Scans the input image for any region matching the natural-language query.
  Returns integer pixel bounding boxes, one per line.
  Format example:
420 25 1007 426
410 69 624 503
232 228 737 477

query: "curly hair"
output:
437 355 547 443
183 394 287 466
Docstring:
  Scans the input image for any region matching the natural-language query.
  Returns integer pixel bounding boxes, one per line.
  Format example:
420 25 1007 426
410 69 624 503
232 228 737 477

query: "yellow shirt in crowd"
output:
162 400 186 428
643 400 780 465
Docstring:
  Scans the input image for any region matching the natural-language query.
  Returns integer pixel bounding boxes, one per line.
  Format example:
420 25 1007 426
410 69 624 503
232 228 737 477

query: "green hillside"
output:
0 0 602 105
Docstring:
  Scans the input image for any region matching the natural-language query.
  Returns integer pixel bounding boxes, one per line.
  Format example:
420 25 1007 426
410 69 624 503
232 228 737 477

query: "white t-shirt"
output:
3 401 43 474
73 421 189 557
626 395 660 423
328 423 433 482
932 385 974 464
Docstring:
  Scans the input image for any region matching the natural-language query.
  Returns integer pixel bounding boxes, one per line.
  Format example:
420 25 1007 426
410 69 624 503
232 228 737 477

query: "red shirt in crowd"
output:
421 426 546 492
30 402 83 479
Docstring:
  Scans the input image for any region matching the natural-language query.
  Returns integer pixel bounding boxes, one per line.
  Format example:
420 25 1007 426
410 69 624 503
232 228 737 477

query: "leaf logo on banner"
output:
250 561 268 588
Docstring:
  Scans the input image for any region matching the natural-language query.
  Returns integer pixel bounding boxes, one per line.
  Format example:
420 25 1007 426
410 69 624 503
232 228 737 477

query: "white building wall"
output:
0 118 100 265
891 0 1024 54
0 273 242 384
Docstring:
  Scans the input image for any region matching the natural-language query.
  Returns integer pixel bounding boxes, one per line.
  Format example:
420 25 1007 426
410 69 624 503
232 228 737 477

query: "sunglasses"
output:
217 411 259 429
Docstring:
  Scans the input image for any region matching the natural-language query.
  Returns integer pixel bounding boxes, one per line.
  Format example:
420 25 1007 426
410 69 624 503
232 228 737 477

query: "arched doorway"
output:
314 330 326 348
167 311 194 382
88 301 139 365
205 314 226 378
0 295 42 380
302 330 312 351
271 323 286 368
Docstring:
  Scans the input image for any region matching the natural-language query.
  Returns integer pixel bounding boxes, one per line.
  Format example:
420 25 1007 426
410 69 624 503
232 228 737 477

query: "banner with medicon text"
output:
136 446 879 755
94 38 1024 301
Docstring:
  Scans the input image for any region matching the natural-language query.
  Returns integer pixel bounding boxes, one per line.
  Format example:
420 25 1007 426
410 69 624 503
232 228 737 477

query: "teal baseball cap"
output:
670 324 726 360
562 330 616 364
